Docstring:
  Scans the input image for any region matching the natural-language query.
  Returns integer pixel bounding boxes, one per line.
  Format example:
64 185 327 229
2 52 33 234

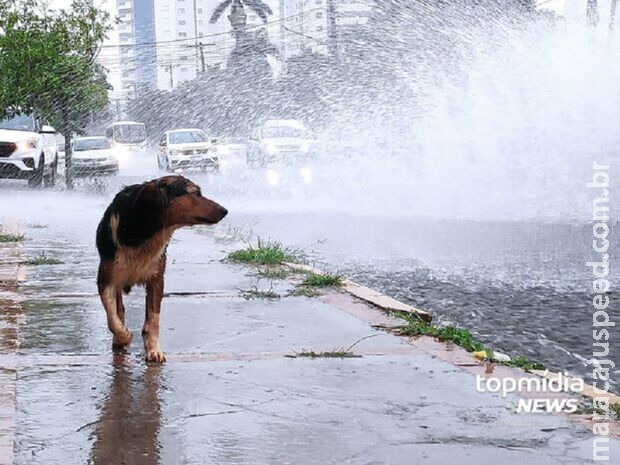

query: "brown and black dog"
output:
96 175 227 363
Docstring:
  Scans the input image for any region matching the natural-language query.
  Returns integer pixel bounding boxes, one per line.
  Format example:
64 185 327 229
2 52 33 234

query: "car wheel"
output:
28 155 44 188
165 156 172 172
44 157 57 187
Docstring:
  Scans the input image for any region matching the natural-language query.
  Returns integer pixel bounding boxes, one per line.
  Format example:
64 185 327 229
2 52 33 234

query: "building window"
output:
198 20 203 25
316 25 323 31
179 20 186 25
179 32 187 37
178 8 185 13
316 12 323 18
197 8 202 13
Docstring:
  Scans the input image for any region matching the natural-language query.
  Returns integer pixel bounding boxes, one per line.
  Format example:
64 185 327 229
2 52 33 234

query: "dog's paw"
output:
112 329 133 348
145 349 166 364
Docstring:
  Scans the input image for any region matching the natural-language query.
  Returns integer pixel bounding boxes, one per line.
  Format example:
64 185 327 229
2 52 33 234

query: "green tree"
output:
0 0 111 188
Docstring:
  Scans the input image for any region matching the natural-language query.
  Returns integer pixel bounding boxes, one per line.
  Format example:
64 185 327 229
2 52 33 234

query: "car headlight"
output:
266 169 279 186
300 141 311 152
169 149 181 156
265 142 277 154
300 167 312 184
17 139 38 151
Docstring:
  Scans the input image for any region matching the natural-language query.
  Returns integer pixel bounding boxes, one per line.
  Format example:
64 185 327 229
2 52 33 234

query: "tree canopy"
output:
0 0 111 187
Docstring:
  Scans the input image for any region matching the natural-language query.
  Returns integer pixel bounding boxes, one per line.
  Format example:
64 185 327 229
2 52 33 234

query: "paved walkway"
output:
0 190 618 464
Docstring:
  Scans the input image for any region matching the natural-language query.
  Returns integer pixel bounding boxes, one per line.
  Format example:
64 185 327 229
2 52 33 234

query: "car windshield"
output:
74 138 111 151
113 124 146 144
262 126 304 138
169 131 208 144
0 114 35 132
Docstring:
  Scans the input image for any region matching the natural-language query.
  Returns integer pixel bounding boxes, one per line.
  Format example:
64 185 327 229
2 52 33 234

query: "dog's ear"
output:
158 176 188 200
117 182 167 246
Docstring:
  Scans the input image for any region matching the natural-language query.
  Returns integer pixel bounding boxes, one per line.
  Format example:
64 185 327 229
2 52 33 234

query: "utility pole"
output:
184 42 216 74
326 0 338 58
199 42 206 73
160 63 177 90
193 0 199 73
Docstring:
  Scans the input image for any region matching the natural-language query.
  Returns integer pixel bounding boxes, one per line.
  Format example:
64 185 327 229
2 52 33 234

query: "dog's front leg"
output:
98 284 133 348
143 259 166 363
98 262 133 348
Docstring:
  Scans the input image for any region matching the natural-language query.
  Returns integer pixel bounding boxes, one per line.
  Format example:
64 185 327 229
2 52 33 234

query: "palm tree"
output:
210 0 276 77
210 0 273 45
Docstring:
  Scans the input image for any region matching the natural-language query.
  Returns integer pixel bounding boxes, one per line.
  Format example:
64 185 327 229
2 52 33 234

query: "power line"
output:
100 7 324 49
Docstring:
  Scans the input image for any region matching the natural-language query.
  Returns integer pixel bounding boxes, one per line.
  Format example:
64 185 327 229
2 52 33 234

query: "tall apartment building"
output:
153 0 281 90
106 0 375 95
279 0 372 60
280 0 329 59
116 0 158 99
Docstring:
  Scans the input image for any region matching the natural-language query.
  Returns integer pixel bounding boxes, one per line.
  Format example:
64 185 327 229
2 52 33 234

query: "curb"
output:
282 262 433 322
531 369 620 405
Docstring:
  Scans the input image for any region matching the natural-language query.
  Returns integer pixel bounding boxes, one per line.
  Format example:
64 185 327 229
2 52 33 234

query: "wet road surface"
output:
1 183 619 464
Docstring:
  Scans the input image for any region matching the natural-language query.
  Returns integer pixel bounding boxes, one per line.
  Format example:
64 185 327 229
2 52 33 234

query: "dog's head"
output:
121 176 227 242
156 175 227 227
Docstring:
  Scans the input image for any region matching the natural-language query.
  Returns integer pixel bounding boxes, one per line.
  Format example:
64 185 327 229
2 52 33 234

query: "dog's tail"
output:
123 285 132 294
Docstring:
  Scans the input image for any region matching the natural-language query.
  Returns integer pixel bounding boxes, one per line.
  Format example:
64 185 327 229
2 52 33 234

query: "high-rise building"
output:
116 0 158 99
280 0 329 59
279 0 372 60
153 0 281 90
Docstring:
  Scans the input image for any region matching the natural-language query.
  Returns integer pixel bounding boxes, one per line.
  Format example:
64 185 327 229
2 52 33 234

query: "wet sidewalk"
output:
1 191 619 464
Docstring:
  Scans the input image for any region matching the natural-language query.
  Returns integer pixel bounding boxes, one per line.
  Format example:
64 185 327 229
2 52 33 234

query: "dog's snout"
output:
219 206 228 218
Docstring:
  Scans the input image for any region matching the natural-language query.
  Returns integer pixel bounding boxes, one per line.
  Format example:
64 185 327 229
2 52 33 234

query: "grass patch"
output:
505 355 545 371
287 287 320 298
572 400 620 420
257 268 290 279
390 311 545 370
394 312 485 353
239 286 280 300
288 348 361 359
228 239 297 265
0 232 25 243
23 253 64 266
301 272 343 287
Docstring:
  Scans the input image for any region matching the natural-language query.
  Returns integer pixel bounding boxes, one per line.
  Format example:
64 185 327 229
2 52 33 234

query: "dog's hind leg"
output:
142 258 166 363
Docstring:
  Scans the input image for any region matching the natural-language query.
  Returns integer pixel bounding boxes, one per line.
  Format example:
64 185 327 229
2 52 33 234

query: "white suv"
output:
0 113 58 187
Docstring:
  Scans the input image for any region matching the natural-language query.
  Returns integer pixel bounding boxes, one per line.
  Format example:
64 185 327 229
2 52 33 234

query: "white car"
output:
214 137 247 173
0 113 58 187
247 119 315 167
157 129 219 173
71 136 119 177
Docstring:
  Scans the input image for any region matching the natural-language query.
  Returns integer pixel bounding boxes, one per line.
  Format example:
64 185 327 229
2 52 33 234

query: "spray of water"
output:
205 9 620 223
